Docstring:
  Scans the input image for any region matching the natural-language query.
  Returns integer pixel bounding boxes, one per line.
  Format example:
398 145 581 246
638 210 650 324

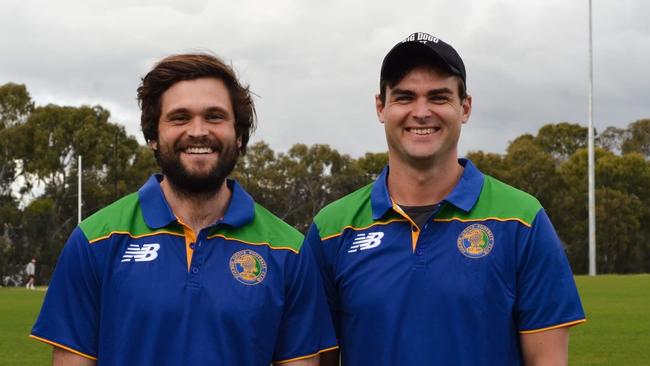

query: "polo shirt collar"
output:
370 158 484 220
221 179 255 228
445 159 484 212
138 174 255 229
139 175 175 228
370 167 393 220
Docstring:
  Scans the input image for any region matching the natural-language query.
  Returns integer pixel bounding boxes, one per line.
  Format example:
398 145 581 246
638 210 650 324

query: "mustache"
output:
174 136 223 153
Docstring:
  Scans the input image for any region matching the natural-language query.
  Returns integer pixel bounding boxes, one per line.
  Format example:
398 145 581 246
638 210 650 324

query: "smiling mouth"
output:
183 147 215 154
406 127 441 135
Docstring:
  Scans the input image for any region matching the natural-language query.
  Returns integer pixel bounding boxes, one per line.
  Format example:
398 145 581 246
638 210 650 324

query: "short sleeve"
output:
515 210 586 332
30 227 100 360
272 238 338 363
305 223 341 339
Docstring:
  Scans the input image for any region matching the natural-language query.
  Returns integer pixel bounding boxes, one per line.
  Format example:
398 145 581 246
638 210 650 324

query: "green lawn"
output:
570 274 650 365
1 275 649 365
0 288 50 365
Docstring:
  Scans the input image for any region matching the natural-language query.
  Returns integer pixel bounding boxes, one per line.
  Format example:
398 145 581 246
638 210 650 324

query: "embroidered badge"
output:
229 250 267 285
457 224 494 258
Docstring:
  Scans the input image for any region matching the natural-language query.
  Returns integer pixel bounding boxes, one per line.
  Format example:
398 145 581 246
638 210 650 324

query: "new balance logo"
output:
121 243 160 262
348 232 384 253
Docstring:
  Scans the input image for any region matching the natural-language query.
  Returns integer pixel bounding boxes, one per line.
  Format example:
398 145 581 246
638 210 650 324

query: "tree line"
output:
1 82 649 284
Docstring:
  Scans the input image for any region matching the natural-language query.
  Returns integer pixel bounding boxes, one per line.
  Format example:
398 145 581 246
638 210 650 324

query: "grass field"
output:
570 275 650 365
1 275 649 365
0 287 50 365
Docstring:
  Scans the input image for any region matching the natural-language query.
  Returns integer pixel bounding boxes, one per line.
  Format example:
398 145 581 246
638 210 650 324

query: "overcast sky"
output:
1 0 648 157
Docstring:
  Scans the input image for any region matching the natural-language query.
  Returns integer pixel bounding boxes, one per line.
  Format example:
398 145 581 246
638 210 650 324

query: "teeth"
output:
409 127 438 135
185 147 212 154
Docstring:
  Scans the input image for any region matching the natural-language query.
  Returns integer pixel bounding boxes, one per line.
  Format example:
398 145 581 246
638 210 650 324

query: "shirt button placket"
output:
414 224 427 269
188 239 203 289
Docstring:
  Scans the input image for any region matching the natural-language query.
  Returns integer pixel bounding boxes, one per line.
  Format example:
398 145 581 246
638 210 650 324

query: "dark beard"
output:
155 135 239 200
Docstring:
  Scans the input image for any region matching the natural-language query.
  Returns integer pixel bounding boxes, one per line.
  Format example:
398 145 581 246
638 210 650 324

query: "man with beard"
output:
31 54 337 366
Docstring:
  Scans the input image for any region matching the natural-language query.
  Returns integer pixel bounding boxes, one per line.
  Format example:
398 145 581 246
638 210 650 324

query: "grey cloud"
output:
1 0 648 158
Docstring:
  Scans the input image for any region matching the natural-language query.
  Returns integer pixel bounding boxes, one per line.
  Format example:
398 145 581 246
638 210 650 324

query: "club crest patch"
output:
457 224 494 258
229 250 267 285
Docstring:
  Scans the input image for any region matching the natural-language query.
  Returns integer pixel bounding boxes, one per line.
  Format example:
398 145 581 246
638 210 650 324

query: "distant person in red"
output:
25 258 36 290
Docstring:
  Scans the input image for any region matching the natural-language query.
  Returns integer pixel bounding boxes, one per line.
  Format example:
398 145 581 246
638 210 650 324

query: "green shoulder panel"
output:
78 193 181 242
212 203 304 252
313 183 375 239
437 174 542 226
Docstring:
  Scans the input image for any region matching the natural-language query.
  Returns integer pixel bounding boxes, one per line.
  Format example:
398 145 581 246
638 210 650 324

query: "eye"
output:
169 114 190 123
430 95 449 104
205 113 225 122
393 95 413 103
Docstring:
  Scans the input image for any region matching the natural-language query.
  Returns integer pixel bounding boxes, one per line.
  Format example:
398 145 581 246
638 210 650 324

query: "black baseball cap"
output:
380 32 466 86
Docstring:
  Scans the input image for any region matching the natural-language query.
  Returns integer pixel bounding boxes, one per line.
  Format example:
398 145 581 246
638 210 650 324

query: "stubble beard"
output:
155 136 239 201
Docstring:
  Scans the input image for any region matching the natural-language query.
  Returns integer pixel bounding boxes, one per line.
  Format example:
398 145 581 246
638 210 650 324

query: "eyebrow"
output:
390 87 454 97
164 106 230 118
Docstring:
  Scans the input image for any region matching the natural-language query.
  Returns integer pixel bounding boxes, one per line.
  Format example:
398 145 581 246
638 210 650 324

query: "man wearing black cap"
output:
306 32 585 365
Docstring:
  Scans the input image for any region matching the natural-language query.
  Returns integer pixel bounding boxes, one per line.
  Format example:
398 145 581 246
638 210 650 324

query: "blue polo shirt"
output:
307 159 585 365
31 175 337 365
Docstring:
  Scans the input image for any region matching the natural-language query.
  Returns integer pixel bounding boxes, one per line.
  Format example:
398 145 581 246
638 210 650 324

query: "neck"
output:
387 156 463 206
160 178 232 234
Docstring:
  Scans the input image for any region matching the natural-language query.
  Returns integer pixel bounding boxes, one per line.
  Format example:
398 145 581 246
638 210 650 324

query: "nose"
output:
187 117 209 137
412 97 432 120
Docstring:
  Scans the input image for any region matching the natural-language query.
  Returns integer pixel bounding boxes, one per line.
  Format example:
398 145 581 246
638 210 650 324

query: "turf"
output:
0 275 648 365
570 274 650 365
0 288 50 365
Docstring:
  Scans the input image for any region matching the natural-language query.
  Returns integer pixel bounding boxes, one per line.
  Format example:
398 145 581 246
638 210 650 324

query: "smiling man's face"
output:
153 77 240 196
376 65 472 168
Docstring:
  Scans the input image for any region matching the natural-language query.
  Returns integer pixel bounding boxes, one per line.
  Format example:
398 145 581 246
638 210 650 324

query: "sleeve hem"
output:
29 334 98 361
273 345 339 364
519 318 587 334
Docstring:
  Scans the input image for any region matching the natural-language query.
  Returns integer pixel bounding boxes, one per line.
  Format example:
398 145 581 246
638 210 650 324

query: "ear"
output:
236 136 242 149
375 94 385 124
461 94 472 124
148 140 158 151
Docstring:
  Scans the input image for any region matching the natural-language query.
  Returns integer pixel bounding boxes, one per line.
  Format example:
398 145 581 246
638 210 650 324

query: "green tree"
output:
0 129 17 197
597 126 626 154
234 143 385 232
466 150 509 182
232 141 285 219
621 119 650 157
557 148 650 273
354 152 388 183
275 144 353 231
597 152 650 272
0 194 21 281
0 82 34 281
0 82 34 129
557 148 596 273
0 83 34 197
534 122 587 161
504 135 564 215
20 198 59 282
4 101 156 283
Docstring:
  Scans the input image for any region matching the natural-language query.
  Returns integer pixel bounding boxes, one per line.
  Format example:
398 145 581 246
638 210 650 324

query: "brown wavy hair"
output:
137 53 256 154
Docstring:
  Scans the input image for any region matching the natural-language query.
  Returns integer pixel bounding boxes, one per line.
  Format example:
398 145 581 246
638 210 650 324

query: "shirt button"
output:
412 226 419 232
416 249 424 256
189 243 196 249
191 267 199 274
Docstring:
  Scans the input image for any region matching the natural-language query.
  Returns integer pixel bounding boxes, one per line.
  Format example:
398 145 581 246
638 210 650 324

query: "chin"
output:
182 162 219 175
406 150 440 161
